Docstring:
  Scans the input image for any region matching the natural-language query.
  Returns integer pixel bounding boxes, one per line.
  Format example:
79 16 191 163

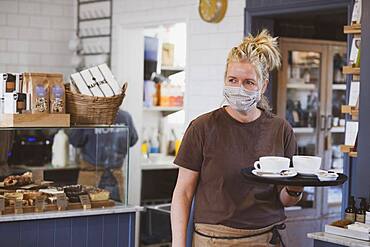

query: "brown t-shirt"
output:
174 107 297 229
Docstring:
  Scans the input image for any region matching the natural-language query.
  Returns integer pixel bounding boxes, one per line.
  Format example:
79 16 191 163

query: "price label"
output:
33 169 44 185
57 193 67 211
15 200 23 214
79 195 91 210
35 197 44 212
0 197 4 215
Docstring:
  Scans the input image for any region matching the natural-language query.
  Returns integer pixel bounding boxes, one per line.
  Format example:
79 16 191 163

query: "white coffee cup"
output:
292 155 322 173
253 156 290 173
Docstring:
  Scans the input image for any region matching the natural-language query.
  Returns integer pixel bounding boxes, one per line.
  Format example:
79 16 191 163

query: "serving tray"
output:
241 167 348 187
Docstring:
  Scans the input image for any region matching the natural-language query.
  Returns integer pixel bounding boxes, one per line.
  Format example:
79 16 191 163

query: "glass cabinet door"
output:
324 45 347 214
278 39 326 215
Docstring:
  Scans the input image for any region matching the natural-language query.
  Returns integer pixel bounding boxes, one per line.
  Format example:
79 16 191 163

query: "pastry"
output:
3 172 33 188
86 188 110 201
331 219 353 228
64 185 87 203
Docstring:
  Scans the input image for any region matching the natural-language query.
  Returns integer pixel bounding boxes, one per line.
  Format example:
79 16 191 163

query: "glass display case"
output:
277 38 346 219
0 125 129 213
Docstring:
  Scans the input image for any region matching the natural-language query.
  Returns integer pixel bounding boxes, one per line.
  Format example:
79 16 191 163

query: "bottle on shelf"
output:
52 129 69 168
345 196 357 223
356 197 367 223
149 128 160 153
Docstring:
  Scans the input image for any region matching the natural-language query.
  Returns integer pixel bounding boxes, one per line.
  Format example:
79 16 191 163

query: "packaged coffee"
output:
48 73 65 114
24 73 49 114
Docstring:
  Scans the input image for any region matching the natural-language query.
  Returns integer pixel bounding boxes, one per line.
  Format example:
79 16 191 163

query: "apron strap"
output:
194 223 286 246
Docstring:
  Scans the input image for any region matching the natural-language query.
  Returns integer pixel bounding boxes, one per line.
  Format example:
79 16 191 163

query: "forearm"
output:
171 187 193 247
280 186 303 206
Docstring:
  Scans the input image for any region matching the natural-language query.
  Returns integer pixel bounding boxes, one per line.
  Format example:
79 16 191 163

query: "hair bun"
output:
241 29 281 71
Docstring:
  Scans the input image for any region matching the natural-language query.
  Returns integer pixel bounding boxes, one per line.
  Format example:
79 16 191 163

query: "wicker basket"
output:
65 83 127 125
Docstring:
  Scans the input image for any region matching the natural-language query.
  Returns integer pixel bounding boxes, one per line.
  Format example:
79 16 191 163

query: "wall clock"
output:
199 0 228 23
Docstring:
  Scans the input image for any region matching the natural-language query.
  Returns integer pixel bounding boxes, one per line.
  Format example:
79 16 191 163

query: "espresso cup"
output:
253 156 290 173
292 155 322 172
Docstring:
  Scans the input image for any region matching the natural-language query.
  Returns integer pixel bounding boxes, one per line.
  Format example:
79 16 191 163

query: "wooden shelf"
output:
343 24 361 34
340 145 354 153
349 151 358 158
143 106 183 112
342 66 360 75
287 83 316 90
293 127 315 134
332 84 346 90
0 114 70 128
330 126 345 133
341 105 359 119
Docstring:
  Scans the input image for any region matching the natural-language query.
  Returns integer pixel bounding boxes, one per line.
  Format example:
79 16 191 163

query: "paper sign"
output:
57 193 67 210
15 200 23 214
345 121 359 146
33 169 44 185
35 197 44 212
79 195 91 210
0 197 4 214
349 81 360 106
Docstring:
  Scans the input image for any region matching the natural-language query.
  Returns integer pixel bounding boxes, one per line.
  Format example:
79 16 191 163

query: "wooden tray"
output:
241 167 348 186
0 181 54 190
1 200 115 215
0 113 70 127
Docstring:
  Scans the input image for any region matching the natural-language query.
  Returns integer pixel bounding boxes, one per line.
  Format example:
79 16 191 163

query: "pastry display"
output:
3 172 33 188
0 183 112 215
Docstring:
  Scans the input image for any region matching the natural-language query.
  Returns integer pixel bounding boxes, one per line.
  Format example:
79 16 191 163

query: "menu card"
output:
35 197 45 212
15 200 23 214
79 194 91 210
349 81 360 107
349 38 361 65
33 169 44 185
0 197 4 215
57 193 68 211
351 0 362 24
345 121 359 146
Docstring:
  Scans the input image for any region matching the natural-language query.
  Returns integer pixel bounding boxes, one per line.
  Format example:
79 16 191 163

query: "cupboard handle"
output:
327 115 333 130
320 115 326 131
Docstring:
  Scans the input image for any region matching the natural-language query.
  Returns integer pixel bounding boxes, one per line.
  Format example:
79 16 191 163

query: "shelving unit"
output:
340 22 361 161
293 127 315 134
76 0 113 66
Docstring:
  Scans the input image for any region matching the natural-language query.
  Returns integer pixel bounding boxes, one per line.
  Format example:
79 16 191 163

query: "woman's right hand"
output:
171 167 199 247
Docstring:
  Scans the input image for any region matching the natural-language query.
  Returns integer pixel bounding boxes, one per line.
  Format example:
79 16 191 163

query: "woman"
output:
171 30 303 247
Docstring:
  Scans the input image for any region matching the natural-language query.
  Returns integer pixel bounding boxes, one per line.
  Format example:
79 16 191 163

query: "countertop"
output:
0 204 144 223
307 232 370 247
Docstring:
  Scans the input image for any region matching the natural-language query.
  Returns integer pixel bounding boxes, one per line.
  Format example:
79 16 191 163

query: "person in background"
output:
69 110 138 202
171 30 302 247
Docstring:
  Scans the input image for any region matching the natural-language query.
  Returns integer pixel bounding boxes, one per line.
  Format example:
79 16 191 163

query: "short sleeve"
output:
284 122 297 158
174 120 204 172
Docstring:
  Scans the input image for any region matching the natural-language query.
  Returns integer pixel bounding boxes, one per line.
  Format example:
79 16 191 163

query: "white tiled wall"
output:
0 0 76 78
112 0 246 125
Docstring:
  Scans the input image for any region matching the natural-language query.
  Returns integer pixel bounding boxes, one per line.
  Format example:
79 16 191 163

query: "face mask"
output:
223 85 260 113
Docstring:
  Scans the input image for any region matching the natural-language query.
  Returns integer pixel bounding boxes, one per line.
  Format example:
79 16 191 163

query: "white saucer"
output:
296 169 326 176
252 169 298 178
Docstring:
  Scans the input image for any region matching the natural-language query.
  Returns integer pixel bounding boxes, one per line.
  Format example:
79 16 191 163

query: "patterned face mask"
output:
223 85 261 113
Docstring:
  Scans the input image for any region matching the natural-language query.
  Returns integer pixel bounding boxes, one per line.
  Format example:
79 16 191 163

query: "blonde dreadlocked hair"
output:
225 29 281 112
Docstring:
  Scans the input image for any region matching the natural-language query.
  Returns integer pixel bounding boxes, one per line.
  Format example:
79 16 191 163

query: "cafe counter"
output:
0 204 143 247
308 232 370 247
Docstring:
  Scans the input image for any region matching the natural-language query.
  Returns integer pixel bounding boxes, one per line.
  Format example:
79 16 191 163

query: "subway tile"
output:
0 1 18 14
0 27 18 39
7 40 29 52
18 2 41 15
30 16 51 28
7 14 29 27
